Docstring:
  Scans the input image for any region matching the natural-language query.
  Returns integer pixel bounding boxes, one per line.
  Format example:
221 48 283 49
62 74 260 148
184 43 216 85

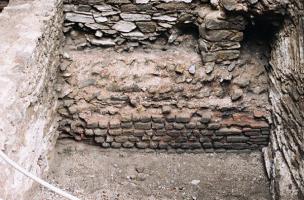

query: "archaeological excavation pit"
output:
0 0 303 200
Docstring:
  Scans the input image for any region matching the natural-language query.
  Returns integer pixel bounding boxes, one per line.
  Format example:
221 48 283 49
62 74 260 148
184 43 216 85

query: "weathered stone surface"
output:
66 12 95 23
198 39 241 52
230 87 243 101
136 21 157 33
201 29 244 42
121 31 145 37
94 16 108 23
152 15 177 22
120 13 151 21
89 38 116 46
201 50 240 62
215 127 242 135
227 136 249 143
112 20 136 32
204 11 246 30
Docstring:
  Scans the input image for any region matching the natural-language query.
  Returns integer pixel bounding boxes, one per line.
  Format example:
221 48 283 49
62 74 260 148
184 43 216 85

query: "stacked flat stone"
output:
63 0 196 48
197 9 246 63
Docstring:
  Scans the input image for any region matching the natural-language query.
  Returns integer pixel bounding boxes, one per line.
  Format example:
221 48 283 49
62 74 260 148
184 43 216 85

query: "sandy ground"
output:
32 139 271 200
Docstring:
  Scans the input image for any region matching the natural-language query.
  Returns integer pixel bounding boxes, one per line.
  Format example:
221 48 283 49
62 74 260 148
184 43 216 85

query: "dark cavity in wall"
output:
0 0 9 12
242 14 284 65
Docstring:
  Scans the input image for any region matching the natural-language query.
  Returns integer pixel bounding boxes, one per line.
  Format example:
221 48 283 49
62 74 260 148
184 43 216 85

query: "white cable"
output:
0 150 81 200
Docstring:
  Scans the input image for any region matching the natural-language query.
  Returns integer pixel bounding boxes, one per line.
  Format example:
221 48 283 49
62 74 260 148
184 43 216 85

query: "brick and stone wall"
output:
59 0 272 152
58 39 271 152
0 0 63 199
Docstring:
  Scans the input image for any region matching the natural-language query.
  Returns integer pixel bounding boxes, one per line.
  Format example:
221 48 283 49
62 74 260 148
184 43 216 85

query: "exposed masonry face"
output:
59 0 273 152
63 0 246 64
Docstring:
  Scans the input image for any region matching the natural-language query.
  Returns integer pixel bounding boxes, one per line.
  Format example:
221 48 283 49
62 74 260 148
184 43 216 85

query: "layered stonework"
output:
58 37 271 151
0 0 63 199
63 0 247 64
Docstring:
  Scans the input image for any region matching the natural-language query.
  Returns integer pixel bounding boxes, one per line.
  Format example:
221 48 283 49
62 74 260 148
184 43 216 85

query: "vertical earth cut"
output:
0 0 63 199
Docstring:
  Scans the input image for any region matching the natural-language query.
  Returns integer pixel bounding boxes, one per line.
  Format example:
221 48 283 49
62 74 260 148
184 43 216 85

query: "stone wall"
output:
0 0 63 199
63 0 247 64
58 35 271 152
59 0 273 152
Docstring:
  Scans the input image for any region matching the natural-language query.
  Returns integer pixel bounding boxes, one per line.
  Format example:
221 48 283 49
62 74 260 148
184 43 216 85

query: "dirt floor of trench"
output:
32 140 271 200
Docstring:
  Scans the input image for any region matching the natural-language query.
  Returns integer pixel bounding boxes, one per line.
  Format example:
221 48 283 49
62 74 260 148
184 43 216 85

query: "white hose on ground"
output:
0 150 81 200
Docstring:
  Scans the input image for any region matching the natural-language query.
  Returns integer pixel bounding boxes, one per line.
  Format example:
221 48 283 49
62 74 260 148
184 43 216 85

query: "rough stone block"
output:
149 141 158 149
136 142 149 149
200 130 214 136
200 136 211 143
175 113 191 123
151 115 164 123
115 136 129 143
102 142 111 148
111 142 122 148
134 122 151 130
215 127 242 135
109 129 122 136
185 122 197 129
94 136 105 143
227 136 249 143
94 129 108 136
128 135 140 142
123 129 134 135
165 114 176 122
155 130 166 136
173 123 184 130
122 141 135 148
106 136 114 143
152 123 165 129
175 136 187 143
133 130 145 137
165 123 174 130
197 122 207 129
85 129 94 136
121 122 133 128
202 142 213 148
207 123 221 130
167 130 181 137
159 142 169 149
